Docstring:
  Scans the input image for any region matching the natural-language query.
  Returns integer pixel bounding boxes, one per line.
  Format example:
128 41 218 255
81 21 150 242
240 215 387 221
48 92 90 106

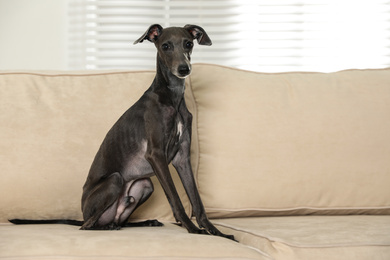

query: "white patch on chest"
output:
141 139 147 152
177 121 183 138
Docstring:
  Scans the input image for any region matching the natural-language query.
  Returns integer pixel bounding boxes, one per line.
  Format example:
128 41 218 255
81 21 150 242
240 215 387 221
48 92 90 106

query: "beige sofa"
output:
1 64 389 260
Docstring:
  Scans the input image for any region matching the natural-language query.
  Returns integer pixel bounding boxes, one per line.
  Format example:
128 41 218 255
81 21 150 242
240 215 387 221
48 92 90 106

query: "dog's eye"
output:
185 42 193 49
162 43 170 51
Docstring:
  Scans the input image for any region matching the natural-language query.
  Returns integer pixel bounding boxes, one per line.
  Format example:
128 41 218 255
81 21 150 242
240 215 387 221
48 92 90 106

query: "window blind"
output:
69 0 390 72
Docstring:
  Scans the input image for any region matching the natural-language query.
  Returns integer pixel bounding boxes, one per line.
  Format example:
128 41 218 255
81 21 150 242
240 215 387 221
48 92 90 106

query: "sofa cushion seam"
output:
206 205 390 212
213 223 390 248
192 63 390 75
0 70 155 77
186 74 201 194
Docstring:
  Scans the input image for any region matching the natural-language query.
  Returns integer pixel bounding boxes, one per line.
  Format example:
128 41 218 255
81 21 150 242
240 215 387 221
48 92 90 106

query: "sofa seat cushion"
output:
213 216 390 260
0 223 268 260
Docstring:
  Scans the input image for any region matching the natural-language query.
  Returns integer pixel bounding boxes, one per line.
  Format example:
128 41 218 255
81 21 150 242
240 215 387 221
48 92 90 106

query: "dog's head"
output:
134 24 212 79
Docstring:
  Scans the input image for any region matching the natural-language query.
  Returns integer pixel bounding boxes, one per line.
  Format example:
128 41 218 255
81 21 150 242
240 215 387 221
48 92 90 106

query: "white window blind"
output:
69 0 390 72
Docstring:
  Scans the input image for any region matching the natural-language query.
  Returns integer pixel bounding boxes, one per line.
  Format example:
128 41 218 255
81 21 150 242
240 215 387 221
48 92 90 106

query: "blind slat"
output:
69 0 390 72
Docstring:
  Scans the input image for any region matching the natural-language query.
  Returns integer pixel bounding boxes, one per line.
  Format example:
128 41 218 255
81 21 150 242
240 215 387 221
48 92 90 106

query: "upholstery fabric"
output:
0 71 191 223
188 64 390 218
1 66 389 260
0 222 267 260
213 216 390 260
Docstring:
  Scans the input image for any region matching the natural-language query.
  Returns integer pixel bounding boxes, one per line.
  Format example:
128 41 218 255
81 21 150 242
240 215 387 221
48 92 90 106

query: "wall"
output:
0 0 68 70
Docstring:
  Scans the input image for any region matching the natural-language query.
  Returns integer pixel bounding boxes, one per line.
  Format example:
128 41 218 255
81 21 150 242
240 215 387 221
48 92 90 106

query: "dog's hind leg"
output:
116 177 163 227
81 172 124 230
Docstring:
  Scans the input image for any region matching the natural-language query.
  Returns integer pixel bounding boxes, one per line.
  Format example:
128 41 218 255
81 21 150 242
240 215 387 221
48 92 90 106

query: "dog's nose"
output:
178 65 190 76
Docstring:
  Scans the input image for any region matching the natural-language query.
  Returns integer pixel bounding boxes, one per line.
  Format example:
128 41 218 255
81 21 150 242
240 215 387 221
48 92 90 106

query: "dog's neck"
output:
152 57 186 106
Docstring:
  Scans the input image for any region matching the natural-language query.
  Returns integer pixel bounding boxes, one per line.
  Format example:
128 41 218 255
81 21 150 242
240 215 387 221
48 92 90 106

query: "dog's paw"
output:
223 234 236 242
193 228 209 235
145 219 164 227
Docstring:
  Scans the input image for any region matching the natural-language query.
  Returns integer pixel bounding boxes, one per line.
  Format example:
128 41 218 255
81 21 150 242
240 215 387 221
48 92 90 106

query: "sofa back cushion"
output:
188 64 390 218
0 71 191 223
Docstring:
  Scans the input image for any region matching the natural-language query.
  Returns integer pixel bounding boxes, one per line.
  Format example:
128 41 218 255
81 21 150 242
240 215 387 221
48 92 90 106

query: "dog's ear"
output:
134 24 163 44
184 25 212 46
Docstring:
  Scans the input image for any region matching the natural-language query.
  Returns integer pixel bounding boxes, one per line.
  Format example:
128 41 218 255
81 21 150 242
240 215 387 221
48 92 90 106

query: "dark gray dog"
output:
80 24 234 240
10 24 234 241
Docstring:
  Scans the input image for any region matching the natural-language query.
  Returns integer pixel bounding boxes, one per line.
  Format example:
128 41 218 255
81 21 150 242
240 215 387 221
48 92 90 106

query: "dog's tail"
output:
9 219 83 226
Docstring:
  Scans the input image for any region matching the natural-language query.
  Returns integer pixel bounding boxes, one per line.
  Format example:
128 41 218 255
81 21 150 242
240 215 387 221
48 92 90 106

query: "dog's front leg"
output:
172 138 235 241
145 143 206 235
172 104 235 241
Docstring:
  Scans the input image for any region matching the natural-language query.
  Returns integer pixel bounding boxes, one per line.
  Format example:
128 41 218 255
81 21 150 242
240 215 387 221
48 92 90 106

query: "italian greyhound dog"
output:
82 24 233 240
11 24 234 241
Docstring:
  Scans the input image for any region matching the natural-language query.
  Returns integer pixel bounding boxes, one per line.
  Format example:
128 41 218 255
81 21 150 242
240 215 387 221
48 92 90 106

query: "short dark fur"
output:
10 24 234 241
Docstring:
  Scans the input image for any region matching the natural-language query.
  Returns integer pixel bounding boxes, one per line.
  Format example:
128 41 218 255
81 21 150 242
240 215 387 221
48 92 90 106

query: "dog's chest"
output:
163 105 184 140
173 111 186 144
122 114 185 180
164 113 186 162
176 121 183 138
